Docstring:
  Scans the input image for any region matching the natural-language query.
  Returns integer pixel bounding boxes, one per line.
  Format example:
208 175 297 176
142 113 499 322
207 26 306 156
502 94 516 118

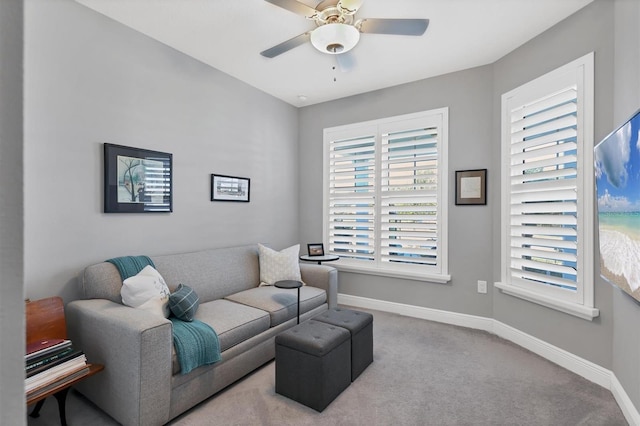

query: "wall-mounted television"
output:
594 108 640 302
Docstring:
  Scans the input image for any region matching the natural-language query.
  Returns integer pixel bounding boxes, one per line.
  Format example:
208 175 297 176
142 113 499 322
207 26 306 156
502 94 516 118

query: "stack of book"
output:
25 338 89 399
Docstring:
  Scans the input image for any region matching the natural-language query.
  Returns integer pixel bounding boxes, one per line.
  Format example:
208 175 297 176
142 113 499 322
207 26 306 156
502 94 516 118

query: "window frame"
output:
496 53 599 320
322 109 450 283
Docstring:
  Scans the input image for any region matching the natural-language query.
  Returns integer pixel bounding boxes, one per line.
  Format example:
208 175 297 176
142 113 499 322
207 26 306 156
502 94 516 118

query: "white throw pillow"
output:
121 265 171 317
258 244 302 286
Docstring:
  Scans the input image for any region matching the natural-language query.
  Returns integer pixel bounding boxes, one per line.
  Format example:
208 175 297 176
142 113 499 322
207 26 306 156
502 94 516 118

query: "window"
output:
496 53 599 320
323 109 449 282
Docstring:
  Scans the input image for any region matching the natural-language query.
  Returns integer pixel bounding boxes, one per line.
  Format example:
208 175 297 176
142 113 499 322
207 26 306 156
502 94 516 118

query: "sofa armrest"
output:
300 264 338 309
66 299 173 426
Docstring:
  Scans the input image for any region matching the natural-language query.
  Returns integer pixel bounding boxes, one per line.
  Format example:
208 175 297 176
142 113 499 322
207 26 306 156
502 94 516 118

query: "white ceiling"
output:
74 0 593 107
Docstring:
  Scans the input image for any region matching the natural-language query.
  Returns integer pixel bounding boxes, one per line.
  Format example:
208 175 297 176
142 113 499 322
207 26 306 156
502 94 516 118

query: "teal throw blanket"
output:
170 317 221 375
107 255 221 373
106 255 155 280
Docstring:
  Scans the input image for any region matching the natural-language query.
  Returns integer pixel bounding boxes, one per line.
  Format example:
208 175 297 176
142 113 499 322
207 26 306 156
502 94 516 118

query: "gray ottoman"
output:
275 319 351 412
314 308 373 381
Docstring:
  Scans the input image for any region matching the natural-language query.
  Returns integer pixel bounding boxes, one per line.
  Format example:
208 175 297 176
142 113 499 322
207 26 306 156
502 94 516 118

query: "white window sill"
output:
333 262 451 284
494 281 599 321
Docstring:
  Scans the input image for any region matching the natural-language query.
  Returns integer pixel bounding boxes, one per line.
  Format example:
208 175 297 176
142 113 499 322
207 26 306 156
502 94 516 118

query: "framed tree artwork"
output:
103 143 173 213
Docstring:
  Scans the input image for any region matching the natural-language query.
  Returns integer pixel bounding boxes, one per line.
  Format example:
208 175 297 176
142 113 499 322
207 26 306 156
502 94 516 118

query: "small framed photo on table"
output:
455 169 487 205
307 243 325 257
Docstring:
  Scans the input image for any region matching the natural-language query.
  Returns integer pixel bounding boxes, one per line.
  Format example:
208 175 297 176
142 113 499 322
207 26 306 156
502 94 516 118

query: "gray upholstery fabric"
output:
300 264 338 309
171 299 271 374
313 308 374 381
79 244 262 305
71 244 336 425
153 245 261 301
66 299 173 426
80 262 125 303
275 320 351 411
169 303 328 391
313 308 372 334
196 299 270 352
169 336 276 418
275 320 350 356
224 285 327 326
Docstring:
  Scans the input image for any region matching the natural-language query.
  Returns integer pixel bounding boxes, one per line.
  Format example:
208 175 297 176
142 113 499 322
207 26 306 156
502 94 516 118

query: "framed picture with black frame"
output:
455 169 487 205
103 143 173 213
211 174 250 202
307 243 325 257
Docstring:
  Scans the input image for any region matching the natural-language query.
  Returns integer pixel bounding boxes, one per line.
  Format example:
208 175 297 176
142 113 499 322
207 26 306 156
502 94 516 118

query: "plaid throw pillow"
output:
169 284 199 322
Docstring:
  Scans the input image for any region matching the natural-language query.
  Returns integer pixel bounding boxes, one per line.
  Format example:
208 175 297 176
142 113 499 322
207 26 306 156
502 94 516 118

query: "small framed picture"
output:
211 174 250 202
103 143 173 213
307 243 325 257
455 169 487 205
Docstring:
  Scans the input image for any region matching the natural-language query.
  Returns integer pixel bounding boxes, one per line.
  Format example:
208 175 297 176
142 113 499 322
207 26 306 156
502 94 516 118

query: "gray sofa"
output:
66 244 337 426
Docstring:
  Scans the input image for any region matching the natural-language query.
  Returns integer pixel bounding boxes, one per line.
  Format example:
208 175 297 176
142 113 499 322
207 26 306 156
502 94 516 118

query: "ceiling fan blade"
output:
260 32 311 58
264 0 318 19
337 0 364 15
336 52 356 72
358 18 429 36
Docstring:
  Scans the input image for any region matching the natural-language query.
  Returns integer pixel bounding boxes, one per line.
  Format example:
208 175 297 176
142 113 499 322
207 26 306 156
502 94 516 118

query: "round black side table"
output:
299 254 339 265
274 280 303 324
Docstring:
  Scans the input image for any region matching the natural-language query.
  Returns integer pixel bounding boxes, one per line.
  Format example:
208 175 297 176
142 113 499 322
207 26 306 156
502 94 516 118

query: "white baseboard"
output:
612 374 640 426
338 293 494 332
338 293 640 426
490 320 611 388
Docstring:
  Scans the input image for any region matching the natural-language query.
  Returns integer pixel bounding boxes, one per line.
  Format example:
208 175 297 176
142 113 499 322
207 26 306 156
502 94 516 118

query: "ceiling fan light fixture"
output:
310 23 360 55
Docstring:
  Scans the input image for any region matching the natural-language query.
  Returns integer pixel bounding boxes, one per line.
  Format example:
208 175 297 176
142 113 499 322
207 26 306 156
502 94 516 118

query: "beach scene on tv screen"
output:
594 111 640 301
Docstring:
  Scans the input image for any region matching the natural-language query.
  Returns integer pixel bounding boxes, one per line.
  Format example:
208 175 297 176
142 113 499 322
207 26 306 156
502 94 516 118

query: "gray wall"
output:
299 0 619 371
491 0 615 368
13 0 640 418
612 0 640 409
0 0 25 423
299 65 495 318
24 0 300 302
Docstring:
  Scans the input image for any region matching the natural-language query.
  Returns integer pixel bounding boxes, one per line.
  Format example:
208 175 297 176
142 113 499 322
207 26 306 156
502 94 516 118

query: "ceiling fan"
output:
260 0 429 69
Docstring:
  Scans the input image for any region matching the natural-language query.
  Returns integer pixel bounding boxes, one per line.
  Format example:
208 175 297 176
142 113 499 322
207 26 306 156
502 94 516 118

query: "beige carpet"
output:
27 307 627 425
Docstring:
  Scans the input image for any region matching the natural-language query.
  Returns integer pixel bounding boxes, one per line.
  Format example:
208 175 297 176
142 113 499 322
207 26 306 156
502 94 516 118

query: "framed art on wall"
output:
211 174 250 202
103 143 173 213
455 169 487 205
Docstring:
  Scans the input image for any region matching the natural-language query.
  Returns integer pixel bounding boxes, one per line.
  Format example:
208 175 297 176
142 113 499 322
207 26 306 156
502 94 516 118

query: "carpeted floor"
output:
26 307 628 425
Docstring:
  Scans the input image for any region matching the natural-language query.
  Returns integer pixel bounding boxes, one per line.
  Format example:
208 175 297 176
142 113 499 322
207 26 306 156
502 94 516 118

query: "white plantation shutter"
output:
327 131 376 260
324 109 449 280
508 87 579 298
498 53 598 319
380 125 440 267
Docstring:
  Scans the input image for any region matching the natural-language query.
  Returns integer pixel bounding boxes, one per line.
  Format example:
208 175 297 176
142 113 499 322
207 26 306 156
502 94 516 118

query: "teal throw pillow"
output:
169 284 199 322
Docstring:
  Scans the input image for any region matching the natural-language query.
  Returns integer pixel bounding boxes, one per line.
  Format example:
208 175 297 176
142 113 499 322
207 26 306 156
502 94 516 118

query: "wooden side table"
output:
27 363 104 426
26 297 104 426
275 280 303 324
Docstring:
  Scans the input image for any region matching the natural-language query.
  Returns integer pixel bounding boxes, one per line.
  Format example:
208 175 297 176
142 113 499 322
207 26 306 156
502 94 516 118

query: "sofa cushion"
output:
224 286 327 327
121 265 171 317
169 284 199 322
153 245 261 303
171 299 270 375
258 244 301 286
